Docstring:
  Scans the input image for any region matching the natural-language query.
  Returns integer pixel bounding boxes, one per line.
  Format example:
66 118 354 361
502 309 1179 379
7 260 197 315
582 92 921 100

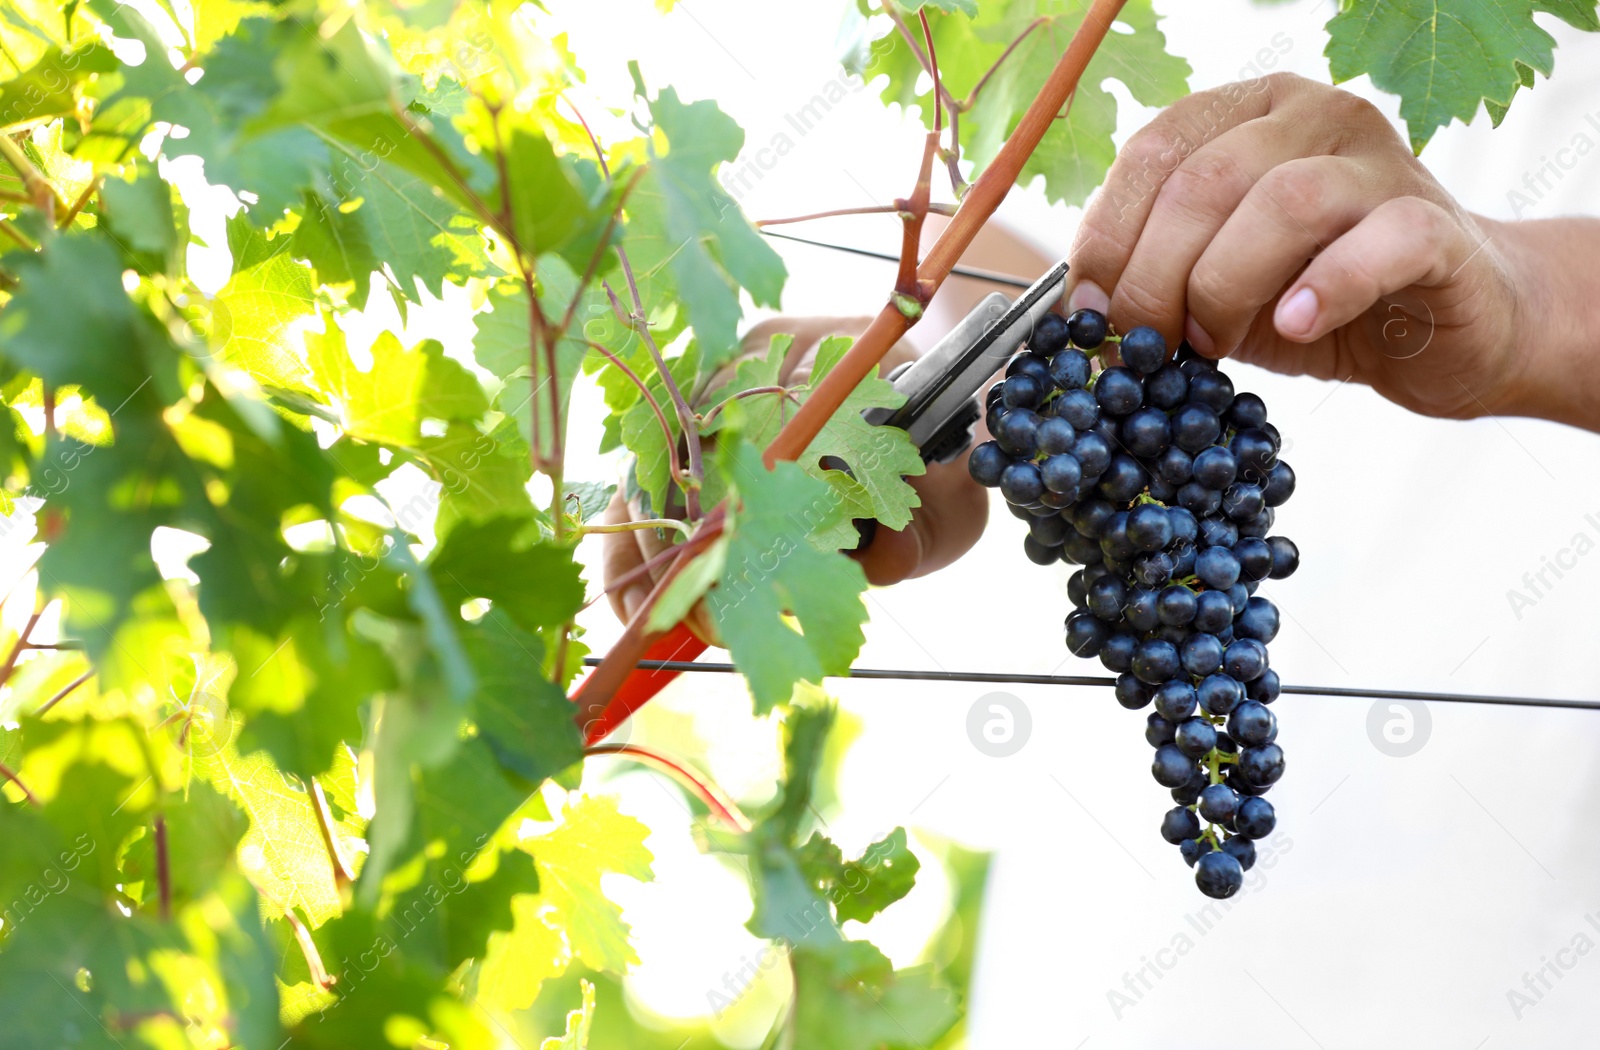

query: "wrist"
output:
1484 215 1600 430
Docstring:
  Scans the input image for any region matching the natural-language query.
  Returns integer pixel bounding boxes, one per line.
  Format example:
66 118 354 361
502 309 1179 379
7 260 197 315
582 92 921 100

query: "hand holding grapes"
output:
1064 72 1600 430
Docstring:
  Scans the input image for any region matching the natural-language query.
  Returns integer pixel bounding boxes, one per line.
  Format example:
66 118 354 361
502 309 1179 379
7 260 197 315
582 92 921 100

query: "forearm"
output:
1487 214 1600 431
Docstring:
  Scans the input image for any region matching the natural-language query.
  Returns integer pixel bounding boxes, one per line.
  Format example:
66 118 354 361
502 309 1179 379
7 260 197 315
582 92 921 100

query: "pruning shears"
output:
579 260 1071 742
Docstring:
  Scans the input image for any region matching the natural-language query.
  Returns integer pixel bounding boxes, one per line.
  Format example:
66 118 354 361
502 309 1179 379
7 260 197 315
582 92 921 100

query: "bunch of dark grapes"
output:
968 309 1299 900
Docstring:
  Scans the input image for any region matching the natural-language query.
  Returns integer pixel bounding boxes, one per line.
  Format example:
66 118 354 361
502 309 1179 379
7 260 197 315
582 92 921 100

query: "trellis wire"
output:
761 229 1034 289
579 657 1600 712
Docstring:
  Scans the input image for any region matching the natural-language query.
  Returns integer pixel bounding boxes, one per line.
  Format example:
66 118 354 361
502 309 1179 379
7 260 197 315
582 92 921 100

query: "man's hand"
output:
1063 72 1593 424
601 315 990 633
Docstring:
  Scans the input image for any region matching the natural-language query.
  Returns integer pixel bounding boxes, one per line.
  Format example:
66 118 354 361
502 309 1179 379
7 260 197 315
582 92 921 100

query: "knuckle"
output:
1259 159 1332 225
1159 151 1253 225
1186 258 1234 319
1071 208 1132 272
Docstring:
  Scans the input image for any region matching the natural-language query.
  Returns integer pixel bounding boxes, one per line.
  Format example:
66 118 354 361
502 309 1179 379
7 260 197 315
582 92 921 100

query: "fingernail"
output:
1183 314 1216 357
1066 280 1109 314
1276 287 1318 337
621 583 650 621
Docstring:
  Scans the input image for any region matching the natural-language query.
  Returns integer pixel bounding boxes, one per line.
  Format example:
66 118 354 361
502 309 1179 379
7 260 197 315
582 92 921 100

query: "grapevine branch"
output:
35 668 92 716
0 760 39 806
585 340 688 489
575 0 1131 727
571 96 707 519
310 776 356 890
584 743 751 832
154 815 171 920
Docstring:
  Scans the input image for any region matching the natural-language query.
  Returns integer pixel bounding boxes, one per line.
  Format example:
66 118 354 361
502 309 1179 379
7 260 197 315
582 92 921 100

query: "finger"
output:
855 455 989 586
1104 100 1383 350
599 490 653 622
1186 155 1378 354
1272 195 1471 344
1067 76 1285 311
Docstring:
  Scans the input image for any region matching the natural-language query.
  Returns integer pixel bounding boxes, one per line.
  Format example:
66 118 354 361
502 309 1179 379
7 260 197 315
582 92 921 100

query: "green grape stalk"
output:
0 0 1589 1047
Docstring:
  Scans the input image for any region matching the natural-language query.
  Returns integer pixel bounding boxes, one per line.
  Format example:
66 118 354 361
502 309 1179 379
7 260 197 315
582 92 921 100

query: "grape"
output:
1067 308 1109 348
1267 536 1300 579
988 308 1297 896
1006 352 1052 385
1121 406 1172 457
1055 387 1100 429
1031 311 1072 355
999 462 1045 504
1197 783 1239 824
1179 632 1224 677
1152 744 1196 787
1221 835 1257 871
1235 796 1277 838
1238 743 1286 786
1072 429 1111 475
1161 806 1201 844
1227 700 1277 747
1174 717 1217 756
1226 392 1269 430
1263 461 1296 506
968 440 1009 487
1116 672 1153 710
1119 326 1167 374
1197 674 1243 716
1002 373 1043 409
1156 584 1197 625
1195 850 1244 898
1094 367 1144 415
1172 402 1222 453
1022 536 1059 565
1153 679 1198 720
994 408 1041 456
1126 504 1173 551
1041 453 1084 494
1028 513 1071 547
1050 349 1093 390
1146 364 1189 409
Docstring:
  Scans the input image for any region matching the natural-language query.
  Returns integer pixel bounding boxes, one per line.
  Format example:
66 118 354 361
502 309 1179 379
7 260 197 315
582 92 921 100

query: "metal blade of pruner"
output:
865 259 1069 462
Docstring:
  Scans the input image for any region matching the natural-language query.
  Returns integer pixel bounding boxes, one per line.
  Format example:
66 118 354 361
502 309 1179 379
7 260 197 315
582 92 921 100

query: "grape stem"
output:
0 605 43 688
579 518 691 539
585 743 752 832
154 814 171 920
286 908 336 990
310 776 356 891
699 385 800 426
0 760 39 807
575 0 1132 727
754 203 957 226
35 668 93 716
0 134 63 218
585 340 689 493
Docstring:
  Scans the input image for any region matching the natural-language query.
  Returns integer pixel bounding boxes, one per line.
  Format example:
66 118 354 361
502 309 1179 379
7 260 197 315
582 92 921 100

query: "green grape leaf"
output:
618 340 699 515
414 420 538 536
789 941 960 1050
797 827 921 925
863 0 1190 206
429 517 585 632
542 980 597 1050
98 169 178 268
524 794 654 972
708 442 869 713
216 217 319 391
904 0 979 13
1327 0 1600 151
309 327 487 447
0 233 178 406
293 152 493 310
226 617 396 780
122 779 248 910
623 88 786 365
0 43 118 132
462 610 585 785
